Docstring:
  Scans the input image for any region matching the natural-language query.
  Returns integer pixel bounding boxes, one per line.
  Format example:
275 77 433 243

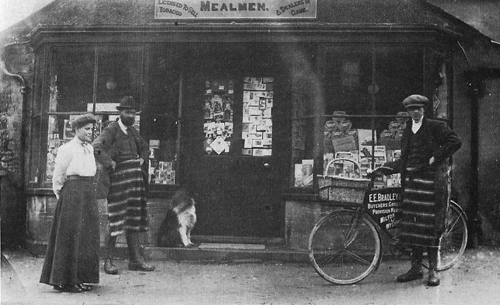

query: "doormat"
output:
198 243 266 250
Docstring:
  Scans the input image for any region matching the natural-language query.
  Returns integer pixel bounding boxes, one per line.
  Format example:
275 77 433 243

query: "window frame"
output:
289 43 454 192
29 44 149 189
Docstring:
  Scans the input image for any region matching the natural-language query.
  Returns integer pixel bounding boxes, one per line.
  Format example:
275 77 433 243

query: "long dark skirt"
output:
107 159 149 237
400 164 450 249
40 178 99 286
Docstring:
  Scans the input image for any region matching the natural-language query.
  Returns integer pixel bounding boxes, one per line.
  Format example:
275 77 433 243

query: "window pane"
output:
96 47 143 110
325 50 373 121
433 62 449 119
44 46 144 183
29 116 41 183
290 62 317 188
321 46 422 186
202 77 236 156
50 48 94 112
292 117 315 187
145 46 180 185
241 77 273 157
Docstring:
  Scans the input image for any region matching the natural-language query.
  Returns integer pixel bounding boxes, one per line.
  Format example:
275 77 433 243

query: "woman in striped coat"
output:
385 94 461 287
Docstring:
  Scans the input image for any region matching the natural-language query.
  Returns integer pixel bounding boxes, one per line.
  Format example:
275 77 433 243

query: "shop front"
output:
4 0 476 250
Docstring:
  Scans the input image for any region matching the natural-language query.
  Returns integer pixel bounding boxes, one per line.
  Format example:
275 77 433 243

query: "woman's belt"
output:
66 175 94 181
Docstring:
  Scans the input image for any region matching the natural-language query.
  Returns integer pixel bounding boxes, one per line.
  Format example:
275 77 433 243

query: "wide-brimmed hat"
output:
116 96 139 111
72 113 97 131
402 94 429 108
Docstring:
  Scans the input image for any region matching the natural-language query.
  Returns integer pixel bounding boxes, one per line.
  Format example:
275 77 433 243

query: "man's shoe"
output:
396 267 424 282
129 260 155 272
104 258 119 275
427 270 440 286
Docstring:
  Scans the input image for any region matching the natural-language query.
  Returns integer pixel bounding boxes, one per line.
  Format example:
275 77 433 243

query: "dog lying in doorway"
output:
157 189 197 247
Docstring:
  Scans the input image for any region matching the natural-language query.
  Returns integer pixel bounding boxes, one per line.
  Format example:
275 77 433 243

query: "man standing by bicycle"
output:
384 94 461 286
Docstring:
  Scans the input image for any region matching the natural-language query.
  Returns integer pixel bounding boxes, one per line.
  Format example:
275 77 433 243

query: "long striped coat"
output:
388 117 461 248
92 121 150 236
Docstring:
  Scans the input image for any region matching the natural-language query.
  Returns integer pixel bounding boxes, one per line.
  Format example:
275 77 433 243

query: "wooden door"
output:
180 44 289 238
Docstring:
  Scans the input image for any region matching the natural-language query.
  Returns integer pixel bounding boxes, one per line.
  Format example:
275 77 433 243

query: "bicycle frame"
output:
342 174 402 239
342 172 468 261
309 162 468 284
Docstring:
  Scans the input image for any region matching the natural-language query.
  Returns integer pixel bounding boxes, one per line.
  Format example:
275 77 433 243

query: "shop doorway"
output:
180 44 290 239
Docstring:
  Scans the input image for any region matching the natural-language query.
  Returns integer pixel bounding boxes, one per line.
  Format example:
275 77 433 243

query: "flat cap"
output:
116 96 139 110
402 94 429 108
72 113 97 130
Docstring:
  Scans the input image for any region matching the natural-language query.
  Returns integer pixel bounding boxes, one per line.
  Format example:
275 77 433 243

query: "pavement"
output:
2 245 500 305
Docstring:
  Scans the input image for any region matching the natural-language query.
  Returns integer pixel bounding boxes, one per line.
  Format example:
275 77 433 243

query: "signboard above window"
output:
154 0 318 20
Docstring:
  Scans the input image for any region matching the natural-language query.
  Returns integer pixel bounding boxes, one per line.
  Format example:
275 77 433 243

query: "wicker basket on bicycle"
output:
318 158 370 205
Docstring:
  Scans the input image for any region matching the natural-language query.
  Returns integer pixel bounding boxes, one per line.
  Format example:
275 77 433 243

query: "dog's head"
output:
172 189 195 214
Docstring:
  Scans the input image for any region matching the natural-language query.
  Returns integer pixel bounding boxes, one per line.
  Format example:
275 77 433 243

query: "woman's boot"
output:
104 235 118 275
427 247 440 286
126 230 155 271
397 247 424 282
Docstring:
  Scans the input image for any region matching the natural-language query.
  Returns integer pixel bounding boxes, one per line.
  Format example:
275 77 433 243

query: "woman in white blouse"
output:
40 114 100 293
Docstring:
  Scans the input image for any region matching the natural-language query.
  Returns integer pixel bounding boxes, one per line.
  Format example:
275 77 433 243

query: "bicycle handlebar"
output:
366 166 394 179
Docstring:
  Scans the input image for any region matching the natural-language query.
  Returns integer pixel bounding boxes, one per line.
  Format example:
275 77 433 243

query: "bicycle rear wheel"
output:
308 209 381 285
423 200 468 271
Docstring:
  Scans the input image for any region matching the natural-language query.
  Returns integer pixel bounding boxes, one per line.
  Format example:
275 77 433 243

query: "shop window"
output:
291 73 316 188
40 46 143 185
292 46 432 190
144 46 182 186
432 62 449 119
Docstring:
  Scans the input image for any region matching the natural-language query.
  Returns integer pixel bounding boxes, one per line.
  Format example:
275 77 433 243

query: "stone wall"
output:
0 43 32 185
0 43 33 248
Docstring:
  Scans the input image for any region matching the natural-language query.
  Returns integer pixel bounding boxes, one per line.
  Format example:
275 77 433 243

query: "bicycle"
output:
308 158 468 285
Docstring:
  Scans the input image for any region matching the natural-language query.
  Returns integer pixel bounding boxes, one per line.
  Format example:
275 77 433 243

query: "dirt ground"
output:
2 246 500 305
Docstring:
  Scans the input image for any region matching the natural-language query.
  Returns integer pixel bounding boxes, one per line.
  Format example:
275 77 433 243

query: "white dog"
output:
157 190 197 247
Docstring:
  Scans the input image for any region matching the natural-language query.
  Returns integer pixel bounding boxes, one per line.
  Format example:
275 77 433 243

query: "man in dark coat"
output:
92 96 155 274
385 94 461 286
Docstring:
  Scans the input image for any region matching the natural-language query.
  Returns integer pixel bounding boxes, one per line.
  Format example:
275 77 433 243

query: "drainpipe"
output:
1 41 30 99
457 40 483 248
465 70 482 248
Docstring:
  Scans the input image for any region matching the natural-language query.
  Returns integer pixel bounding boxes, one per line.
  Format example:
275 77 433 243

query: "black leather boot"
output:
104 235 119 275
397 247 424 282
126 231 155 272
427 248 440 286
104 258 118 275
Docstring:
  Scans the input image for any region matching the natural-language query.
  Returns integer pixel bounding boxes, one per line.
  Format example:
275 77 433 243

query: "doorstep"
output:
25 240 309 263
25 242 409 264
144 244 309 263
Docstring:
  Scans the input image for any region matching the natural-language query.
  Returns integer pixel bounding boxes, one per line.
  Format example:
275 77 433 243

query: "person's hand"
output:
429 156 435 165
139 158 144 166
111 161 116 170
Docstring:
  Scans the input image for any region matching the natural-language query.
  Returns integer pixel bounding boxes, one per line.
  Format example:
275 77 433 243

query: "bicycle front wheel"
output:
308 209 382 285
423 200 468 271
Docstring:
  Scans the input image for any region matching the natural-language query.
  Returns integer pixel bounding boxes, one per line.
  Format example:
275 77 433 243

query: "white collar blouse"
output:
52 137 96 198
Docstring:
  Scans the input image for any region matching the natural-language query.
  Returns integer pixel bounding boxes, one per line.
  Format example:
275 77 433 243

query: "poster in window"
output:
241 77 273 156
202 78 235 155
